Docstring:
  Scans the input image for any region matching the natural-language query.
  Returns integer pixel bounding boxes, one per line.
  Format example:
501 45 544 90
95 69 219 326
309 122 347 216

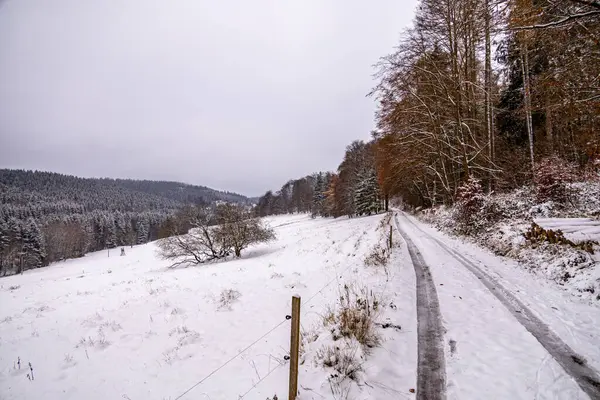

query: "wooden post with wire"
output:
389 225 393 251
289 295 301 400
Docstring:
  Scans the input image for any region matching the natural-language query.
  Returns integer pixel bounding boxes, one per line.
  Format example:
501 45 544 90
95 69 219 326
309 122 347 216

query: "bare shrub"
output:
213 203 276 258
364 244 389 268
157 207 229 268
8 285 20 291
158 204 275 267
454 178 485 235
534 156 577 204
325 285 382 350
218 289 241 310
317 343 364 381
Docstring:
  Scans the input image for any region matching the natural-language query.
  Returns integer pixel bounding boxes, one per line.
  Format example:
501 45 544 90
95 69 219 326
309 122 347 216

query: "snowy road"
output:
394 211 600 400
394 216 446 399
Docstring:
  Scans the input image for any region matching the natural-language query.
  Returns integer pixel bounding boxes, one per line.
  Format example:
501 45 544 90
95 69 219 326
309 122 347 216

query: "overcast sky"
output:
0 0 417 196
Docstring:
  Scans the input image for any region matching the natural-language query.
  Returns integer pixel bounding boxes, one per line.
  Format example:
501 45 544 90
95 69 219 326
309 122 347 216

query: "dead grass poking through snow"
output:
217 289 241 311
317 343 364 381
327 284 383 350
365 212 394 279
313 283 386 398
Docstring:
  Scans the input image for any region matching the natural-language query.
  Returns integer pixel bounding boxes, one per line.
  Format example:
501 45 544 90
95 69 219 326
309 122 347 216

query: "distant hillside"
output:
111 178 249 206
0 169 250 276
0 169 250 216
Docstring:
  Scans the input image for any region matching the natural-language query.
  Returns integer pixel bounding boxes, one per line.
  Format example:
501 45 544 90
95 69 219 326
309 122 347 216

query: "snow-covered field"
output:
0 214 415 400
2 212 600 400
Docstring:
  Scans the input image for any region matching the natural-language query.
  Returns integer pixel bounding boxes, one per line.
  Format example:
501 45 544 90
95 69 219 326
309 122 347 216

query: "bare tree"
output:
158 204 275 267
214 203 275 257
157 207 229 267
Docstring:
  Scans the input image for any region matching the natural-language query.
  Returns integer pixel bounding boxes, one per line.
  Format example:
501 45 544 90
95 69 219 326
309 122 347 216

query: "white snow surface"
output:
0 214 416 400
535 217 600 243
396 213 600 399
2 212 599 400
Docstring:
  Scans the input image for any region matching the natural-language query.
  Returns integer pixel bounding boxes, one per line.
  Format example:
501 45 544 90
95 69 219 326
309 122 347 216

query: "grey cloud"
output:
0 0 417 196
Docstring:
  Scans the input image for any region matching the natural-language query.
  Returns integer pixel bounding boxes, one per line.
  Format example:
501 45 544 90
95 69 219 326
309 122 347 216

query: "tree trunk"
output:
521 43 535 172
485 0 494 191
545 104 553 152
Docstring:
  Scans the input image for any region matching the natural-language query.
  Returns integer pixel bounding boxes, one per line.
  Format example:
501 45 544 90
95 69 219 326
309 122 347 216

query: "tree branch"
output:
510 10 600 30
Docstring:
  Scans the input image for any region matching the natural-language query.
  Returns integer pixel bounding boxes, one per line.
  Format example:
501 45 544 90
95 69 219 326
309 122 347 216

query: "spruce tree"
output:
0 218 9 275
354 169 381 216
311 173 324 218
136 218 148 244
22 218 46 270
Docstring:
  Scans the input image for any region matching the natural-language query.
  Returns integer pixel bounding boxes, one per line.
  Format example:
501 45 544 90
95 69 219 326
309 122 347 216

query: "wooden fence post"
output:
389 225 393 251
289 295 301 400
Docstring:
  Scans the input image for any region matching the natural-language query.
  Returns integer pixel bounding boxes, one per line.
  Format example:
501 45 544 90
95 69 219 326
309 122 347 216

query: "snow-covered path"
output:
394 211 600 400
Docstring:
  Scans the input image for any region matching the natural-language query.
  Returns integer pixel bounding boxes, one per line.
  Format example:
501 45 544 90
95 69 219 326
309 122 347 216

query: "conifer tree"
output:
311 173 325 218
22 218 46 269
136 218 149 245
354 169 381 216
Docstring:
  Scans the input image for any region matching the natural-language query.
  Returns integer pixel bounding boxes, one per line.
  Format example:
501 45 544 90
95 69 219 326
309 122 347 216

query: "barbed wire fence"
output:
170 259 360 400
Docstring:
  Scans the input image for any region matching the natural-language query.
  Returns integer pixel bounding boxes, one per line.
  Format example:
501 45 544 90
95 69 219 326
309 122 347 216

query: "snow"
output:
2 211 599 399
535 218 600 243
396 212 600 399
419 181 600 301
0 213 416 400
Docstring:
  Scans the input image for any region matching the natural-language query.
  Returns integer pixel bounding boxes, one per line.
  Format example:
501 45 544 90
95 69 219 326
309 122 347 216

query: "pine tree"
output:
106 219 117 249
311 173 324 218
0 218 9 275
22 218 46 270
136 218 148 244
354 169 380 216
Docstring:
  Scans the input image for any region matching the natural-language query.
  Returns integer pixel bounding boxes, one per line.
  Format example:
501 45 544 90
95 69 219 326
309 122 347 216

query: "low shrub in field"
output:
317 343 364 382
323 284 382 350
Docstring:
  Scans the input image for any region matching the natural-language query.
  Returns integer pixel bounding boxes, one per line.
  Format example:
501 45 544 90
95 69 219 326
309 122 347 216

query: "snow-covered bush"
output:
417 176 600 300
570 181 600 218
534 156 576 204
454 178 485 234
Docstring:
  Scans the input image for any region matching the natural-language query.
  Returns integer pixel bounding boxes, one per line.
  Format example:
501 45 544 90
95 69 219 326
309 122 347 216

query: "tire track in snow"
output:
393 214 447 400
399 212 600 400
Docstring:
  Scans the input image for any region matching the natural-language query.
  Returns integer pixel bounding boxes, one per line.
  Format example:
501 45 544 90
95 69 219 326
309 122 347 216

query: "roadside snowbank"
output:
419 181 600 301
